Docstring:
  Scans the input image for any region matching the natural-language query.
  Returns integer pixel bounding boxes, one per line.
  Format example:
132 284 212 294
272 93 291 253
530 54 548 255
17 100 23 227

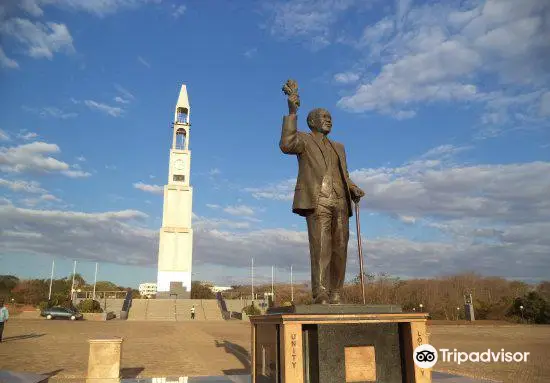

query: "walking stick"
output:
355 201 366 305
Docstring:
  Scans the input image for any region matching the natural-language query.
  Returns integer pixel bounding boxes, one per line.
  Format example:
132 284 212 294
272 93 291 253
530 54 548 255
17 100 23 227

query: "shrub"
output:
243 304 261 316
77 299 103 313
507 292 550 324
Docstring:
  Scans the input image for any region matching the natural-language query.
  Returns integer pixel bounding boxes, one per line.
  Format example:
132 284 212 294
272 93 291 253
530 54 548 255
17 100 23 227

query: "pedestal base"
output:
87 337 123 383
250 307 430 383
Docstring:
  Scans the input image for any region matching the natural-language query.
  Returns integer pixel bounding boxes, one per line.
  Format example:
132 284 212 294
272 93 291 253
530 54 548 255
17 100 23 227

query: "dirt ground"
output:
0 319 548 382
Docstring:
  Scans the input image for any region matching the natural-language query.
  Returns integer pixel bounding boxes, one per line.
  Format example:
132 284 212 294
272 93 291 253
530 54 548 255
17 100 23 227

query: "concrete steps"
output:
128 299 224 321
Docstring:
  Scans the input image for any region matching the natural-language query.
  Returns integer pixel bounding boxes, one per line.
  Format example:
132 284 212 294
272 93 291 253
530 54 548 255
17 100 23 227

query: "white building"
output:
211 286 232 293
156 84 194 294
139 282 157 297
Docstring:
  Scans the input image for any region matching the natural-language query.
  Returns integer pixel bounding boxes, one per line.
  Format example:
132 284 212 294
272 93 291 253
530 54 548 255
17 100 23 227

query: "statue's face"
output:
315 109 332 134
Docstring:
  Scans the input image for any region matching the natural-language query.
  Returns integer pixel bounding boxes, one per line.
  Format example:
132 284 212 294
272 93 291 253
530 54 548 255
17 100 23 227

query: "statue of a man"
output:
280 79 365 304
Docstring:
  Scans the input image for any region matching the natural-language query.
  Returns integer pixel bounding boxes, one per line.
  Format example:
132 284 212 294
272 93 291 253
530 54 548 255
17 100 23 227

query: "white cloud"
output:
0 129 10 141
40 193 61 202
1 174 549 279
21 192 62 207
137 55 150 68
223 205 256 217
0 178 46 194
0 141 91 177
18 0 162 17
398 215 416 224
540 92 550 117
206 204 221 209
334 72 360 84
114 84 134 101
62 169 90 178
17 131 38 140
244 48 257 58
394 110 416 120
22 106 77 119
84 100 123 117
133 182 163 194
244 179 295 201
193 215 251 230
248 144 550 235
230 145 550 279
329 0 550 128
209 168 221 176
0 46 19 68
172 4 186 19
0 206 157 265
0 18 75 59
114 96 130 104
76 155 86 162
263 0 361 49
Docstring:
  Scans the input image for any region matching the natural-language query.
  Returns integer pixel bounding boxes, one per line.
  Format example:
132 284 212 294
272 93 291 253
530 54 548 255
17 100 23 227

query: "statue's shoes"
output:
313 293 329 305
329 292 341 304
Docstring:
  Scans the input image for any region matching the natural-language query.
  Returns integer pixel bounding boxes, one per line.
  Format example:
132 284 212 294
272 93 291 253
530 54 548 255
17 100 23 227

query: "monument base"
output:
155 291 191 300
250 305 430 383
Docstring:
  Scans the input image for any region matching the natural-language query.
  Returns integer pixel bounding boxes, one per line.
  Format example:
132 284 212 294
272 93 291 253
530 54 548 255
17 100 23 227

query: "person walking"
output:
0 299 9 343
190 305 195 320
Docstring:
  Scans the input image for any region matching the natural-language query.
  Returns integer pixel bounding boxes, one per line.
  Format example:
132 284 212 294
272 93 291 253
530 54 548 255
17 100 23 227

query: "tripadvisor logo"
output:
413 345 530 368
414 344 438 368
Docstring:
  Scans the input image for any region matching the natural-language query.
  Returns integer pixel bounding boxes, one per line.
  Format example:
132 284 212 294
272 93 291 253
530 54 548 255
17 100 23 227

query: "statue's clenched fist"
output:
282 79 300 115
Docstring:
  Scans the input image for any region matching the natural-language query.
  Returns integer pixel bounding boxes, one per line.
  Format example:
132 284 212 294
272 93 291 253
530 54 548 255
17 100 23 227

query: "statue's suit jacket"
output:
279 114 358 217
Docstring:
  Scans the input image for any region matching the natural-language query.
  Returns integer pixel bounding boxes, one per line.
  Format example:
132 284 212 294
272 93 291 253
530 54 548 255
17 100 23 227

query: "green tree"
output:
77 299 103 313
508 291 550 324
92 281 122 291
0 275 20 298
243 303 261 316
68 273 86 290
11 279 48 305
191 281 215 299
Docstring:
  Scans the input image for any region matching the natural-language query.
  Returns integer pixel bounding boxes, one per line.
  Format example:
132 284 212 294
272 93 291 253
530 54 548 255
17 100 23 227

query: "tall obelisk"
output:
156 84 193 297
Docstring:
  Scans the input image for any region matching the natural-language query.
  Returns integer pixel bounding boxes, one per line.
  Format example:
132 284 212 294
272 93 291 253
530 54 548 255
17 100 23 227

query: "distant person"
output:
0 299 9 342
190 305 195 320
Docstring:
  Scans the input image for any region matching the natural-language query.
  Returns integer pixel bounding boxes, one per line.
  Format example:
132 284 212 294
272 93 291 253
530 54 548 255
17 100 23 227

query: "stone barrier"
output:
87 337 123 383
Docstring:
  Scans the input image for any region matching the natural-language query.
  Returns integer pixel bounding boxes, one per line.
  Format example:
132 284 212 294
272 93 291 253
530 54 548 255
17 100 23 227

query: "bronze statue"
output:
280 79 365 304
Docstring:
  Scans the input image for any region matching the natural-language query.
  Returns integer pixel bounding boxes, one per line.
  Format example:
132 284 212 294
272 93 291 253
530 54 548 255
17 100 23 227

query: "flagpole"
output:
251 258 254 301
93 262 98 300
48 259 55 301
70 260 77 301
290 265 294 303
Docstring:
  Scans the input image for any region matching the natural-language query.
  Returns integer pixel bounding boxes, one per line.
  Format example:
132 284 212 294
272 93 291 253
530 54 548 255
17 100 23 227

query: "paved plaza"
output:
0 319 548 382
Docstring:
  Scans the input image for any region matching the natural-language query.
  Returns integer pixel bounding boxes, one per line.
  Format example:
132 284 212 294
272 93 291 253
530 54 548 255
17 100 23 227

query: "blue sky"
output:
1 0 549 288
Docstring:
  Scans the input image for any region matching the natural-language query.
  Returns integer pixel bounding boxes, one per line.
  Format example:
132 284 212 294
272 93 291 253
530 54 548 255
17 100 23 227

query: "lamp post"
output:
251 258 254 301
92 262 98 301
290 265 294 303
456 306 460 320
419 303 423 312
520 305 524 323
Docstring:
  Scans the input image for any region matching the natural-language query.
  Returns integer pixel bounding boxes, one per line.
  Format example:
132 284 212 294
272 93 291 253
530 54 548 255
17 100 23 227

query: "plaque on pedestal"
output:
250 305 431 383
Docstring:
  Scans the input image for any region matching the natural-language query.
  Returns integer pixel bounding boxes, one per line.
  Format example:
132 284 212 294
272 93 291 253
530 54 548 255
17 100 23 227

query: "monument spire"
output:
156 83 194 298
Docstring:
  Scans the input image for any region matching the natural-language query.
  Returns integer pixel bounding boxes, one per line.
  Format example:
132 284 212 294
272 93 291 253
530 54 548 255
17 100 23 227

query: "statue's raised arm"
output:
282 79 300 115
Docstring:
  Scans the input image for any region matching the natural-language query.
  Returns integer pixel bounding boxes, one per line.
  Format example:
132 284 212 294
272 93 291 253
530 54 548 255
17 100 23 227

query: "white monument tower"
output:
156 84 193 296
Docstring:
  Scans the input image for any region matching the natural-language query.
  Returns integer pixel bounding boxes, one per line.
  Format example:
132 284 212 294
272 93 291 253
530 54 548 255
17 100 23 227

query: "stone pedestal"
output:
250 306 430 383
87 337 123 383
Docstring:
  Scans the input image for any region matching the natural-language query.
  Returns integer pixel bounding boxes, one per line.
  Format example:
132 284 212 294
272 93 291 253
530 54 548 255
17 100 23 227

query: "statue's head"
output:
307 108 332 134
